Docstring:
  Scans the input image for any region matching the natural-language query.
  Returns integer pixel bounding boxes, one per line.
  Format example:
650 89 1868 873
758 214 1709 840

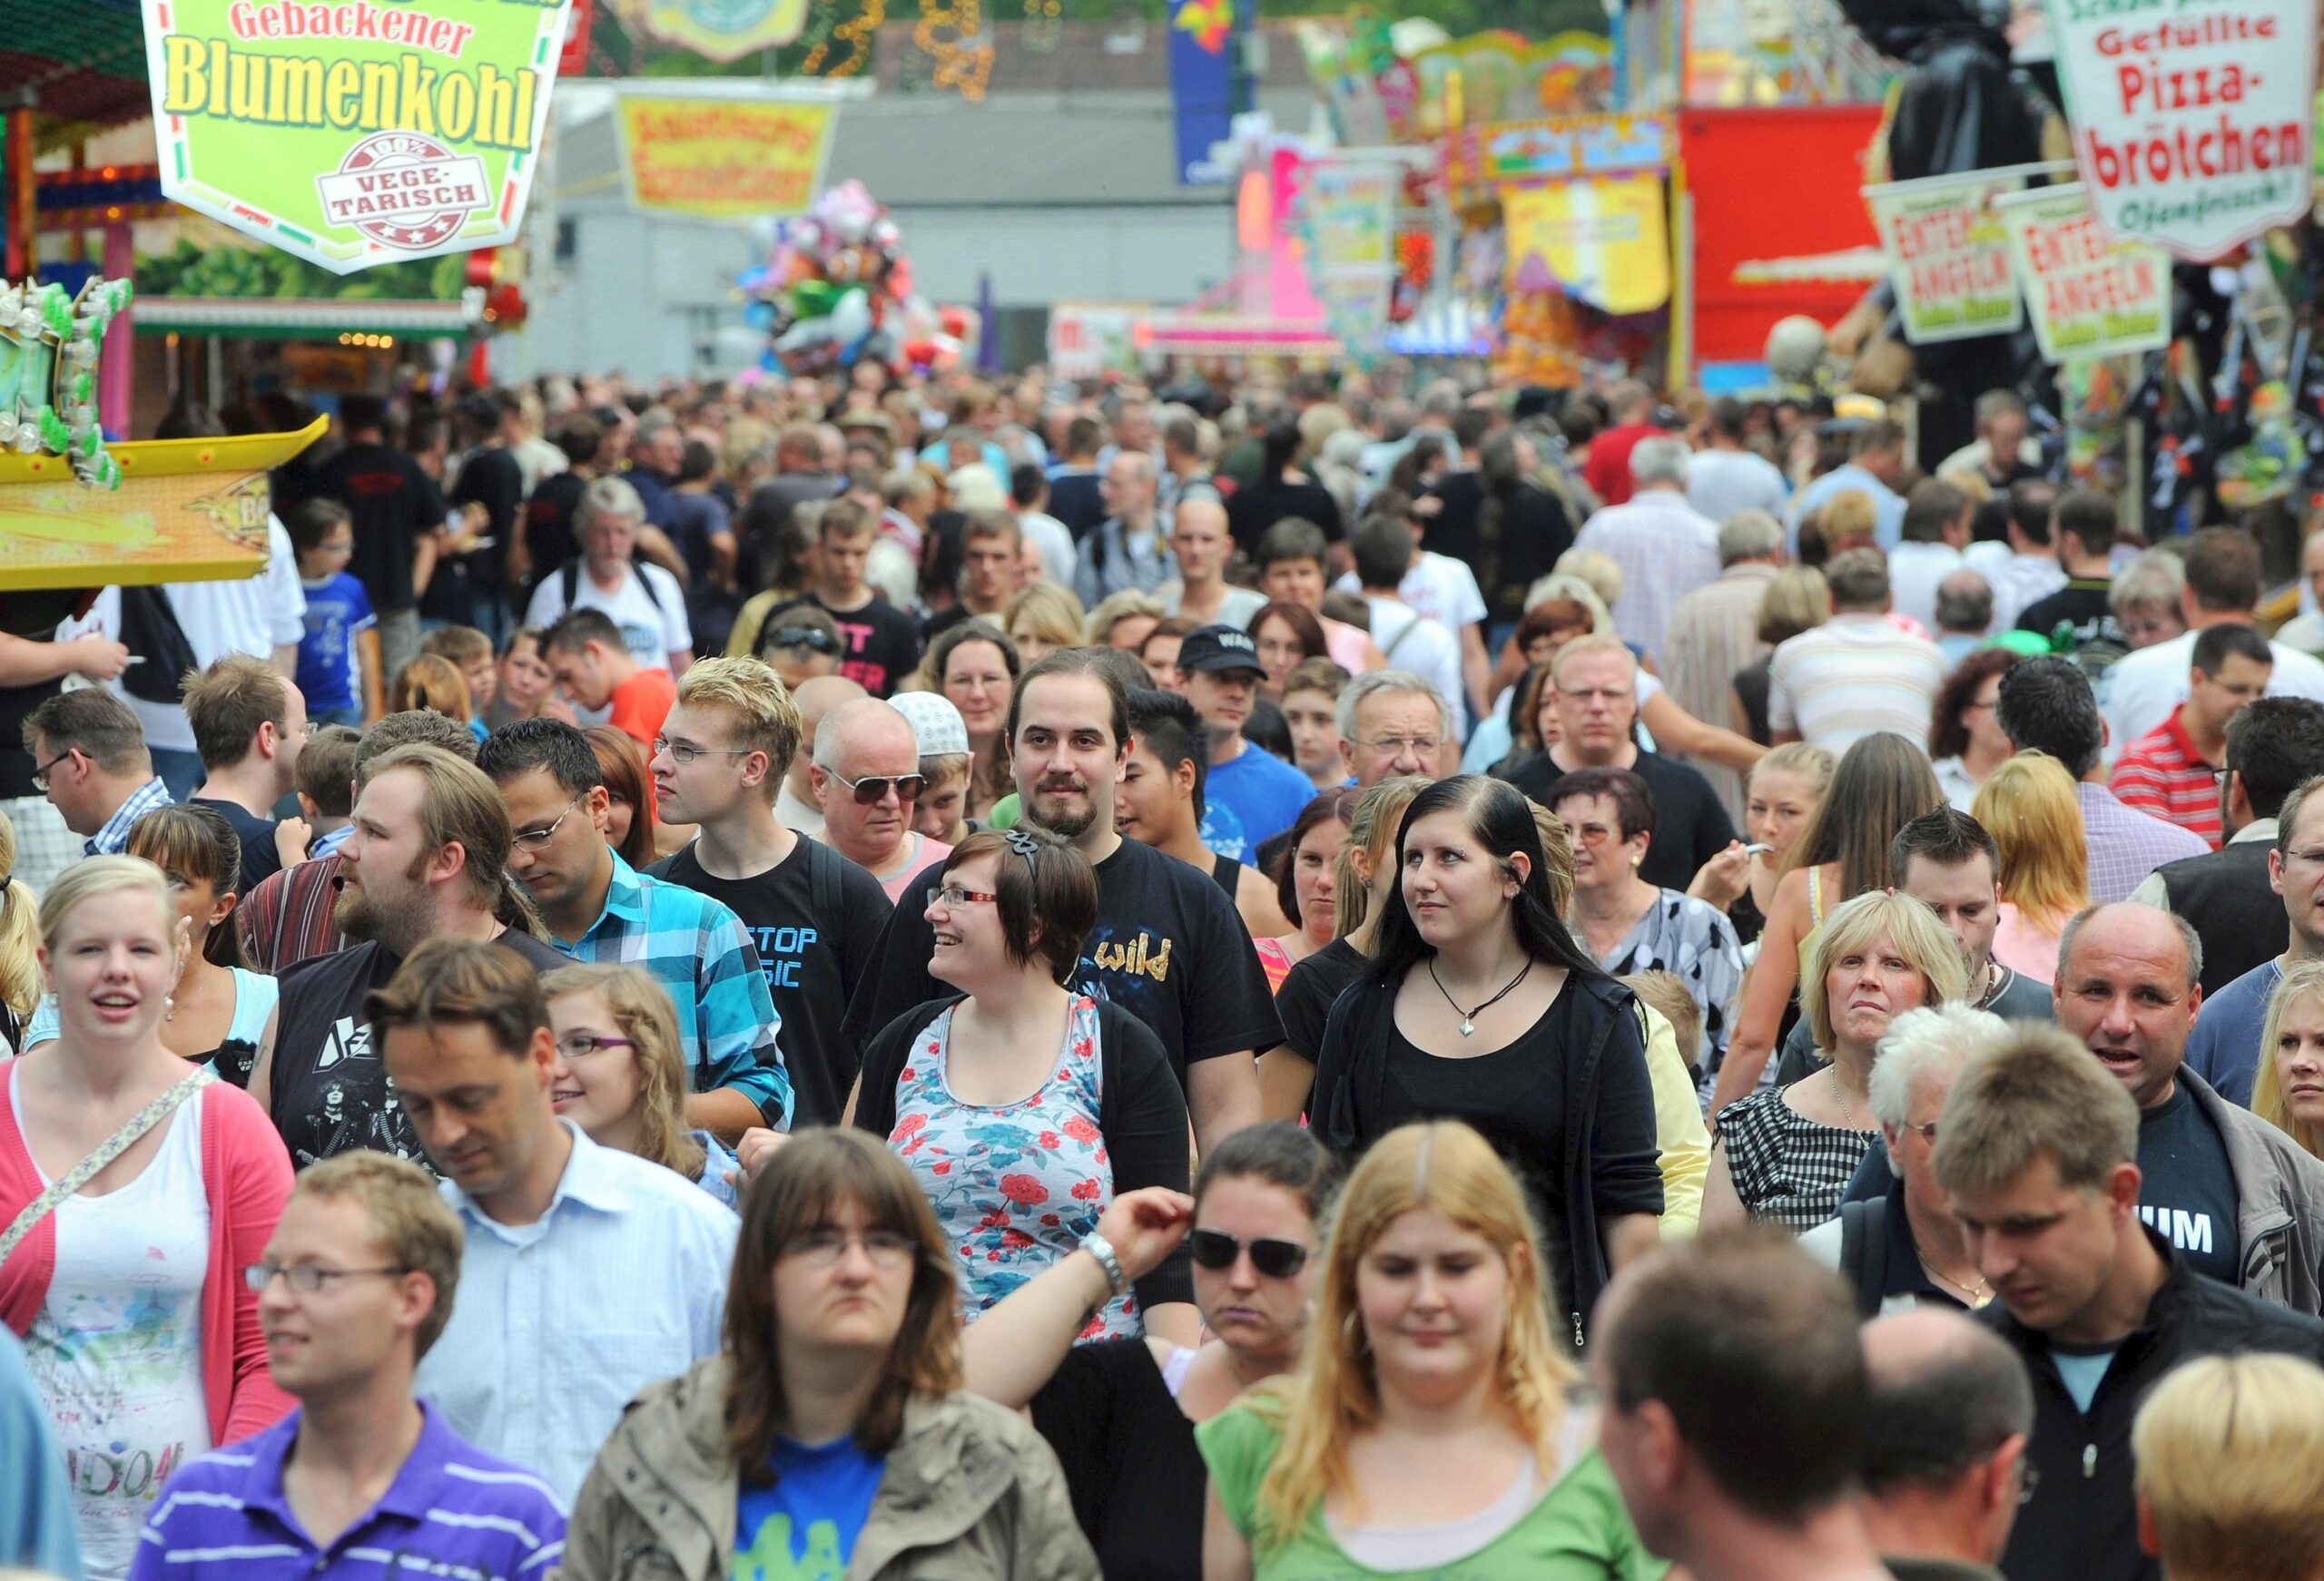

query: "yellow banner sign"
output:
0 420 325 591
1502 174 1669 316
615 89 838 219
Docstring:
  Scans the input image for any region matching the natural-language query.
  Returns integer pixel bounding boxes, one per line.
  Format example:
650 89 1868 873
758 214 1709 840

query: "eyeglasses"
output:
927 884 1000 908
783 1229 917 1267
30 749 74 793
1350 736 1438 757
510 797 586 850
1901 1119 1939 1142
653 736 752 767
556 1033 635 1061
243 1262 407 1294
1189 1229 1310 1278
832 771 926 804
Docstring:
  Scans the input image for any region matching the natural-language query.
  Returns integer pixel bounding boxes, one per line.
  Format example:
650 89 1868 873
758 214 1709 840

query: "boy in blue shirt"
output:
290 498 380 728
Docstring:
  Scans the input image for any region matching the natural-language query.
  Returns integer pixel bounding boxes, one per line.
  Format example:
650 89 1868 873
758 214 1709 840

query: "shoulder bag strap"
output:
0 1066 215 1269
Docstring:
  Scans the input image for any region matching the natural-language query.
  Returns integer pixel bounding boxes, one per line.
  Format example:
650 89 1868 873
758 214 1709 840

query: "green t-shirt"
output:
986 792 1022 830
1195 1400 1668 1581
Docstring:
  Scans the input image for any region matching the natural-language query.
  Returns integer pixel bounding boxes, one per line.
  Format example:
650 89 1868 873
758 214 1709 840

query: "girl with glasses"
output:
562 1129 1099 1580
959 1122 1340 1581
850 828 1197 1346
1198 1121 1664 1581
542 963 741 1209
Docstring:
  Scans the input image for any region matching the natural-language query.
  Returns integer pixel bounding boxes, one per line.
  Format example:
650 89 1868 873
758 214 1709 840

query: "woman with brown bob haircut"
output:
851 826 1198 1345
560 1129 1099 1579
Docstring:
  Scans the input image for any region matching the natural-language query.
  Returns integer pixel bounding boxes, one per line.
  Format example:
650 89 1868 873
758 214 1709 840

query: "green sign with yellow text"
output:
142 0 572 274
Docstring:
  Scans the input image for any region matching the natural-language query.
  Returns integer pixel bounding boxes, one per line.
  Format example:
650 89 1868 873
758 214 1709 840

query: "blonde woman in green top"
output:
1197 1120 1668 1581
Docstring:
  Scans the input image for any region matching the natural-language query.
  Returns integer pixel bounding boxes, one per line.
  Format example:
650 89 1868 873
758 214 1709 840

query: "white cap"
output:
890 691 972 758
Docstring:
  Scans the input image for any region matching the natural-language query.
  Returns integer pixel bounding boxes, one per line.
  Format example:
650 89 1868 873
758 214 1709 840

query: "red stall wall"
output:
1680 105 1885 368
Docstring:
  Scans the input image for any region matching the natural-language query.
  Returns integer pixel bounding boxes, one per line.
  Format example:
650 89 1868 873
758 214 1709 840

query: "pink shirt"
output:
1991 901 2063 985
877 834 955 904
0 1065 295 1447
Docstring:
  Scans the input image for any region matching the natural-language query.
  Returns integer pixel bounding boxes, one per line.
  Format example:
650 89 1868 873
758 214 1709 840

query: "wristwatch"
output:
1079 1230 1128 1298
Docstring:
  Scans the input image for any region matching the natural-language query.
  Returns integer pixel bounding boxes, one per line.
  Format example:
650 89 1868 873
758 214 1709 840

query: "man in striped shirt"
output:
129 1154 566 1581
1768 548 1947 753
2110 624 2272 849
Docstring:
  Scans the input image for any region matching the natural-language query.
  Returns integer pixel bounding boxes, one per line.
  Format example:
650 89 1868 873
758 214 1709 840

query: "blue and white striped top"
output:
126 1402 566 1581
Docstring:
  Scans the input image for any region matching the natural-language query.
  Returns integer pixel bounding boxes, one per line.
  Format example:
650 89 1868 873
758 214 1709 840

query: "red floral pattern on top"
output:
887 996 1137 1338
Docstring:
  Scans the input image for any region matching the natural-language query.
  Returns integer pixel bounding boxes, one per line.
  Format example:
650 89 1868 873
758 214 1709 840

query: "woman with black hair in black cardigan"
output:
1308 774 1664 1342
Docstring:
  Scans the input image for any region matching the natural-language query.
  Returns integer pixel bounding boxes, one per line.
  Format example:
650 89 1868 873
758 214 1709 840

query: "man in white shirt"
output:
1162 498 1267 631
1977 479 2068 633
1573 436 1721 665
1769 549 1947 751
1887 478 1973 631
2104 525 2324 761
382 935 736 1503
1334 516 1492 720
523 476 693 676
1349 516 1466 738
1685 397 1787 524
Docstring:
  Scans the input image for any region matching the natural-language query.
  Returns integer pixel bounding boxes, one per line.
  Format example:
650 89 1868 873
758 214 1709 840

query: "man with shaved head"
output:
811 696 946 901
2054 901 2324 1310
777 673 866 836
1858 1309 2032 1581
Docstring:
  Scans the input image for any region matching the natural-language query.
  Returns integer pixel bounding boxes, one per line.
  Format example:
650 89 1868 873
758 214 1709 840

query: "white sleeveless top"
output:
15 1066 213 1580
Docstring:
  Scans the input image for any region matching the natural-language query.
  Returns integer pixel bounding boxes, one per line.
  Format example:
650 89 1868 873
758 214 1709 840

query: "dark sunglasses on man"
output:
831 771 926 805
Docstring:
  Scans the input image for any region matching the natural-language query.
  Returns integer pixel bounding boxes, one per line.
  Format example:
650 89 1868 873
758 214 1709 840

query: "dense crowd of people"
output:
6 359 2324 1581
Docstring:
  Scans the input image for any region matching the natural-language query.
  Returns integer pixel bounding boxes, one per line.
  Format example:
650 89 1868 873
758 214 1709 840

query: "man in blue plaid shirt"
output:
481 719 788 1135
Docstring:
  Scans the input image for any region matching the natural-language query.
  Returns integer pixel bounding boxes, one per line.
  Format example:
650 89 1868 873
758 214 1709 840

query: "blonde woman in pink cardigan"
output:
0 856 293 1579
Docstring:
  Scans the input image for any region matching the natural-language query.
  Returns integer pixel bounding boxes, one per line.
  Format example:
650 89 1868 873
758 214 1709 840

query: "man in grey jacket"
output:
2056 903 2324 1315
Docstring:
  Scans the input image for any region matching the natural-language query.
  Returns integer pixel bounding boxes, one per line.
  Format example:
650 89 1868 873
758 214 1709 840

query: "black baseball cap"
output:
1177 624 1266 677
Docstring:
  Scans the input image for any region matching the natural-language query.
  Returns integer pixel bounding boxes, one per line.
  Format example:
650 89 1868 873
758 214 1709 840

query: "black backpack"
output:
1836 1195 1891 1318
115 586 201 705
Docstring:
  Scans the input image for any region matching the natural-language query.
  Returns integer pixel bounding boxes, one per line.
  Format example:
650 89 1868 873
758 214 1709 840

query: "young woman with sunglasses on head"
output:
542 963 742 1208
850 827 1198 1345
959 1122 1341 1581
561 1129 1099 1580
1307 776 1665 1340
1198 1121 1665 1581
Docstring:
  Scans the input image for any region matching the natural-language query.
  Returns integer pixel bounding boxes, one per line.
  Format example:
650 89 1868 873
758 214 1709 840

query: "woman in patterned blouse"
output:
851 827 1197 1345
1702 889 1966 1234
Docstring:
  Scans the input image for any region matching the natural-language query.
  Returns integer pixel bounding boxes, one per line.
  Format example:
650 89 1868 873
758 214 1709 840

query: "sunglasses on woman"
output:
1188 1228 1310 1279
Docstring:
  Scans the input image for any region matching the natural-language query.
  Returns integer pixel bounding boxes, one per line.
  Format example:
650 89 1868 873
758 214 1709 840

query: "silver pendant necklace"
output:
1429 957 1533 1036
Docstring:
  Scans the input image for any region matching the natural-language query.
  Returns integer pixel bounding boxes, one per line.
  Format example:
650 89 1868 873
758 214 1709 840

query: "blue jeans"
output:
150 748 205 802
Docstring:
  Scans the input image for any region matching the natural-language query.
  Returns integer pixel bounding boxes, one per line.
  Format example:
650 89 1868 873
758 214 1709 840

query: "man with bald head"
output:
1858 1310 2032 1581
778 673 865 835
2054 901 2324 1310
812 696 948 901
1163 496 1265 631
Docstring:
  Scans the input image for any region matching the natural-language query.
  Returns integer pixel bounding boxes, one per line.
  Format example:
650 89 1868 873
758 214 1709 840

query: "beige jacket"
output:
556 1357 1100 1581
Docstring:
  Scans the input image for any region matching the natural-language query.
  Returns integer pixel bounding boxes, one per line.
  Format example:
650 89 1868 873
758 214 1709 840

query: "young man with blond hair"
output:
2133 1352 2324 1581
128 1153 566 1580
646 656 891 1126
1935 1022 2324 1581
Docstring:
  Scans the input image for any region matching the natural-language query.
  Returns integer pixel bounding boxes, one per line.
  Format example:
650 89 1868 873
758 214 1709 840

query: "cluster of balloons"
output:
740 180 976 377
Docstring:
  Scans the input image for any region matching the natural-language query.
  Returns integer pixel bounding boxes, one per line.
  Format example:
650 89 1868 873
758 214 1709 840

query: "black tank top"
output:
1209 851 1241 899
